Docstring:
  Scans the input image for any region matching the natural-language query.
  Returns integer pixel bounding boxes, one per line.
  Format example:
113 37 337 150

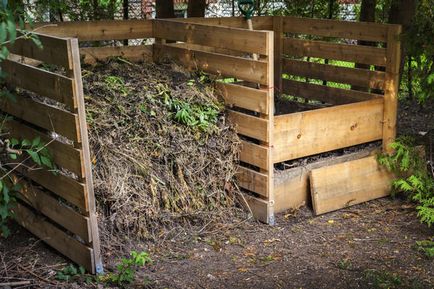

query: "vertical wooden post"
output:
273 16 283 94
382 25 401 154
68 38 104 274
265 30 275 225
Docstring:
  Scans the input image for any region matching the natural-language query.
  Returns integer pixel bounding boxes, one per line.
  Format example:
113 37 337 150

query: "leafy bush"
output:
378 137 434 226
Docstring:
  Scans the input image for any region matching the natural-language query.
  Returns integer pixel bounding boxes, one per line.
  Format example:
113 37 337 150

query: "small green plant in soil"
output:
378 137 434 226
364 269 402 289
104 75 129 96
415 238 434 258
56 264 86 282
103 251 152 287
155 83 221 133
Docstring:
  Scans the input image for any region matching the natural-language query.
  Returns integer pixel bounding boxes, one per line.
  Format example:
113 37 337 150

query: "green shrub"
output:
378 137 434 226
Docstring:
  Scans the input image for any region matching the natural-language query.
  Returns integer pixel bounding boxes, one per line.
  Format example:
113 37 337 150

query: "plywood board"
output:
310 155 393 215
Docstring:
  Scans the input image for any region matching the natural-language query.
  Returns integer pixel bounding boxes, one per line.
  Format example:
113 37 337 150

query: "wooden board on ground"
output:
310 155 393 215
273 147 379 213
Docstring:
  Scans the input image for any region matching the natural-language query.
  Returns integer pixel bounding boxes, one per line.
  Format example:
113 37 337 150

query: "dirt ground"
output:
0 100 433 289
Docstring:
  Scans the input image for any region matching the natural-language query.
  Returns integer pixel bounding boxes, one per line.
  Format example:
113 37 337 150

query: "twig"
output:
0 281 31 287
17 264 56 286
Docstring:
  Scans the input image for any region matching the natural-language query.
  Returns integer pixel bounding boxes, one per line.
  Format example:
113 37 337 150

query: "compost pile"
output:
82 60 242 241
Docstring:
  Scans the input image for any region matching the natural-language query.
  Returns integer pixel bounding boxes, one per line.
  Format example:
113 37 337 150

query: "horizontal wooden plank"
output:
174 16 273 30
3 119 84 177
154 20 269 55
241 193 271 224
310 155 393 215
283 38 387 67
282 16 389 42
236 166 268 197
228 110 268 142
273 98 384 163
2 59 76 109
282 79 377 105
8 33 71 69
15 177 91 243
0 93 80 142
239 140 269 170
273 146 379 213
13 202 94 273
14 165 88 211
33 19 153 41
80 45 153 64
154 44 269 85
282 58 385 90
215 82 269 114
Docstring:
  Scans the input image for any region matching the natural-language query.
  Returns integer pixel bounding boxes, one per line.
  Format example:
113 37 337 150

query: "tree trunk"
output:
156 0 175 18
187 0 206 17
388 0 418 84
353 0 376 92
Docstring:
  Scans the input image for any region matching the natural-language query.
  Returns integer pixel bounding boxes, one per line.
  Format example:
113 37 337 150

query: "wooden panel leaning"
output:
1 33 102 274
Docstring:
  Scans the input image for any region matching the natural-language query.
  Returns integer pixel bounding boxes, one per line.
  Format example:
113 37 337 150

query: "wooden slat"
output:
174 16 273 30
282 79 377 105
13 203 94 273
382 25 401 153
283 58 385 90
273 16 284 92
0 94 80 142
228 110 268 142
3 119 84 177
80 45 153 64
283 38 387 67
240 140 269 170
282 16 388 42
154 43 269 85
215 82 268 114
15 178 91 243
310 155 393 215
273 98 384 163
33 19 153 41
153 20 268 55
242 194 271 224
2 59 76 109
8 33 71 69
237 166 268 197
14 165 88 211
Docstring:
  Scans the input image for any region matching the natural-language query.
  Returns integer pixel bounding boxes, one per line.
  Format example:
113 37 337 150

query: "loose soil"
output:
0 64 433 288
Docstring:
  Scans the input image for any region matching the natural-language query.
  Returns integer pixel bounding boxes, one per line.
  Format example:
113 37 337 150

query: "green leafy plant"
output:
104 75 129 96
415 239 434 258
364 269 402 289
104 251 152 287
155 83 221 133
56 264 86 281
378 137 434 226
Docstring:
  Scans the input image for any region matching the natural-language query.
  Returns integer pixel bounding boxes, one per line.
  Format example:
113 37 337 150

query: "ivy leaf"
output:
40 156 52 169
9 153 17 160
26 150 41 165
7 19 16 43
32 136 41 148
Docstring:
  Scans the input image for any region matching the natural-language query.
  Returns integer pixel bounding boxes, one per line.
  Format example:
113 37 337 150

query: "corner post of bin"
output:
67 37 104 274
382 24 402 154
272 16 283 94
265 29 275 225
152 19 165 63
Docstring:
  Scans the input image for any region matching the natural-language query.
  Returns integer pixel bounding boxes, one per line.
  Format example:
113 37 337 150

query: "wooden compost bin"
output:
0 16 400 273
